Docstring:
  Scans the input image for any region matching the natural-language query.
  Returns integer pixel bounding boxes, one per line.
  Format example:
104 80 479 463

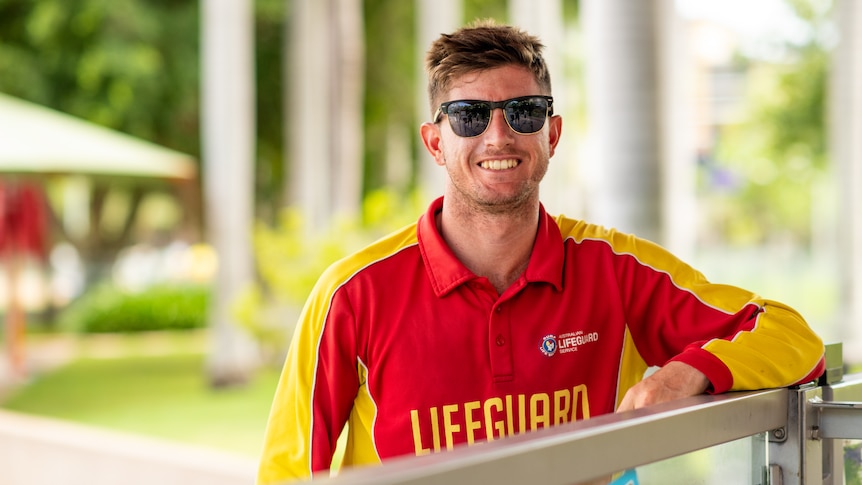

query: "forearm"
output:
616 361 710 413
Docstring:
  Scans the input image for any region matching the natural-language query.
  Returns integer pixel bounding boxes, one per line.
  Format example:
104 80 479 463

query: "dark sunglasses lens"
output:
446 101 491 137
505 98 549 134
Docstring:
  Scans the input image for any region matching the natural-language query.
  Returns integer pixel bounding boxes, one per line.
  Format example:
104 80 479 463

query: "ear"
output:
547 115 563 158
420 122 446 166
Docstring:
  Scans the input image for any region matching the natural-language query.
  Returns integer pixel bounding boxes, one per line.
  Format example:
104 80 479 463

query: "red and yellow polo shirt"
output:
257 196 824 484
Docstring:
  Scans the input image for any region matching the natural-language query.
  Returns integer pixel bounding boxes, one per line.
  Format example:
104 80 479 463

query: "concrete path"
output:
0 409 257 485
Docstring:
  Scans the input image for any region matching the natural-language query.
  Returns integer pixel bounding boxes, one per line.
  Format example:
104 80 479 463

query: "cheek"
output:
437 138 470 167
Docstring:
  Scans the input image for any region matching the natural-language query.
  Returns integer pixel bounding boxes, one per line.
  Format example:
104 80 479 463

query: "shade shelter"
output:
0 93 199 378
0 93 197 180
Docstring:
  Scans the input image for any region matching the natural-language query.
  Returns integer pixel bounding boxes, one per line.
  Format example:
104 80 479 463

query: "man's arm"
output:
608 232 825 397
616 361 710 413
583 225 825 403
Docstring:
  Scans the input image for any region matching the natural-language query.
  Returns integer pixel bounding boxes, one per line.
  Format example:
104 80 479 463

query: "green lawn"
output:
1 350 281 458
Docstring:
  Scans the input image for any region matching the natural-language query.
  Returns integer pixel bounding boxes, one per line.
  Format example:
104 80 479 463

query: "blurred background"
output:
0 0 860 483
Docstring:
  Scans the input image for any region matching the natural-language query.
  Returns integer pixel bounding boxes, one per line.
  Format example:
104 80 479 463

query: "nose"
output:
482 107 515 146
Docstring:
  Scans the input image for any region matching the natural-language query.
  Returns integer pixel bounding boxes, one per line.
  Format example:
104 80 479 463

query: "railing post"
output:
770 343 851 485
769 384 824 485
814 389 849 485
815 353 862 485
818 342 848 485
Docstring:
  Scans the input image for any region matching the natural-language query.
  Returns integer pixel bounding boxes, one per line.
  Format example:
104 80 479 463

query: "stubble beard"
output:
444 155 549 216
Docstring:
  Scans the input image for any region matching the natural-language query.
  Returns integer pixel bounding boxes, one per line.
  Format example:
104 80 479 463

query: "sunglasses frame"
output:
433 95 554 138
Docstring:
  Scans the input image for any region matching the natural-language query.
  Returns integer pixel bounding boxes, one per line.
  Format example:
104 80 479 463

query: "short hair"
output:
424 19 552 116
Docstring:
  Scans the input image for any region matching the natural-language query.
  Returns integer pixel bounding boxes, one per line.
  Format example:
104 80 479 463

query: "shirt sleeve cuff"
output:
670 349 733 394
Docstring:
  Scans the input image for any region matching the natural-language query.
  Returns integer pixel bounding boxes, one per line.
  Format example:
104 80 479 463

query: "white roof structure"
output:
0 93 197 180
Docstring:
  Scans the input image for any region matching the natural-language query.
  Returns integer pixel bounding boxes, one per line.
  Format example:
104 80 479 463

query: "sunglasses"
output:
433 95 554 138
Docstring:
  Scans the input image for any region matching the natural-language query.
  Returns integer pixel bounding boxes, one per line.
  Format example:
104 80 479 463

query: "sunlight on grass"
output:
1 352 280 458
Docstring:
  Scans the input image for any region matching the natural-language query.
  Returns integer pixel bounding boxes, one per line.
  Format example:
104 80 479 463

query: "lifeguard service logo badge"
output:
540 335 558 357
539 331 601 357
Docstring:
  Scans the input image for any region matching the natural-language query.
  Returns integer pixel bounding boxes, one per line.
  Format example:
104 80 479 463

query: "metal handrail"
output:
319 389 789 485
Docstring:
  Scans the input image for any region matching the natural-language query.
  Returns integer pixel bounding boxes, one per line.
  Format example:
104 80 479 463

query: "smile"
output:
479 159 519 171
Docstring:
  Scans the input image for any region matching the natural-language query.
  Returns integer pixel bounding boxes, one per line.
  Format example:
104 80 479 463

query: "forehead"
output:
445 65 541 101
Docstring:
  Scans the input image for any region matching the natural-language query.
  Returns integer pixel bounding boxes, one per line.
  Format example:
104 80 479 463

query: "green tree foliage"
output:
709 0 831 247
253 0 287 221
0 0 200 156
464 0 508 23
362 0 417 194
0 0 289 219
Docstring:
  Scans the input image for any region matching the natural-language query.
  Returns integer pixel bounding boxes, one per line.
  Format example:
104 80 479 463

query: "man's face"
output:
421 65 562 214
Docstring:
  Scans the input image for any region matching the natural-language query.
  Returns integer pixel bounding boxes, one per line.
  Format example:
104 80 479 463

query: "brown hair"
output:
424 19 552 116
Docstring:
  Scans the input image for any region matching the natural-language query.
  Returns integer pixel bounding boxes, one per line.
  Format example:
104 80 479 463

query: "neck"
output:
438 196 540 294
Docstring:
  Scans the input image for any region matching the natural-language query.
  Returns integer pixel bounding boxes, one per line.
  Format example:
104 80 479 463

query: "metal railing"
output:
318 344 862 485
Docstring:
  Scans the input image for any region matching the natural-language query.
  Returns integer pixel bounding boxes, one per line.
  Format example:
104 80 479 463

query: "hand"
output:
616 361 710 413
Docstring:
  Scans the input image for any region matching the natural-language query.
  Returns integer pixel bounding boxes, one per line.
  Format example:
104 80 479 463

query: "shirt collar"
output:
417 196 564 297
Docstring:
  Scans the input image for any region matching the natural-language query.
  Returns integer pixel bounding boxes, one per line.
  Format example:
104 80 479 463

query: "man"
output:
257 20 825 484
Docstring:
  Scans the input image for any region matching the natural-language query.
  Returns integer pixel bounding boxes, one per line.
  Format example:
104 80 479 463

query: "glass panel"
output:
632 433 768 485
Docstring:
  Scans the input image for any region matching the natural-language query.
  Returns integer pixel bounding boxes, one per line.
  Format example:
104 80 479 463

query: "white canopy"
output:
0 93 197 180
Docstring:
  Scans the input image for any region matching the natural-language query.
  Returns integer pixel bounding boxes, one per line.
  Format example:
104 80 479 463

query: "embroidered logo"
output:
540 335 557 357
540 331 600 357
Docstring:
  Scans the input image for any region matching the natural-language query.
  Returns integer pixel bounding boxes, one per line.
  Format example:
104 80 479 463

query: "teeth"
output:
480 159 518 170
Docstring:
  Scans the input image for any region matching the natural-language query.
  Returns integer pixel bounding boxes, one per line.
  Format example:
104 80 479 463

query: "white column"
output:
331 0 365 217
508 0 578 217
287 0 333 227
201 0 258 385
286 0 364 229
416 0 462 198
832 0 862 362
655 0 697 259
581 0 663 243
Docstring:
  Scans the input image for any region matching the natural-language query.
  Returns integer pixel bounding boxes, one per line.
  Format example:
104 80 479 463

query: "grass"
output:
1 344 281 458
